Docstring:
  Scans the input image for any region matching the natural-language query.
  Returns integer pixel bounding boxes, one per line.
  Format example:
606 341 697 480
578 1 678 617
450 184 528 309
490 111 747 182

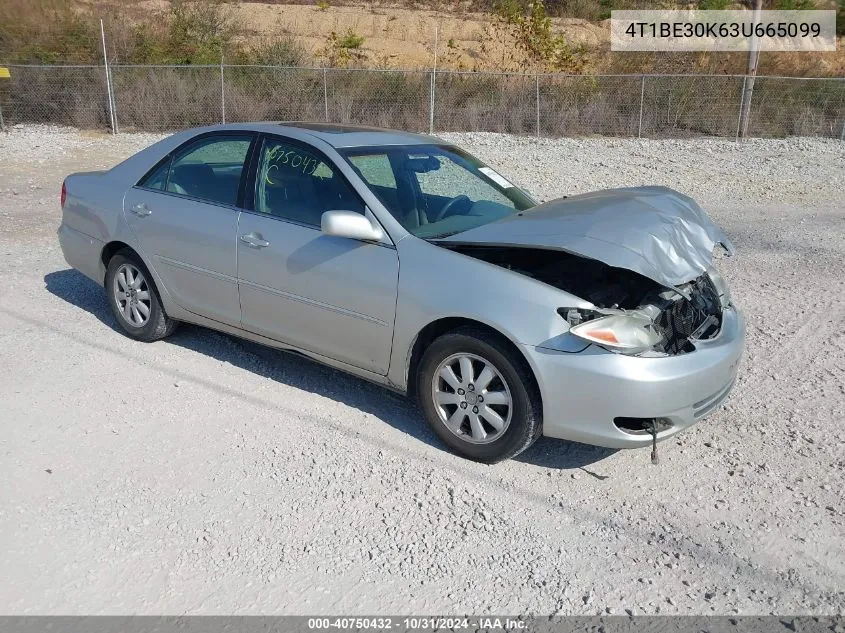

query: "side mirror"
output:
321 210 384 242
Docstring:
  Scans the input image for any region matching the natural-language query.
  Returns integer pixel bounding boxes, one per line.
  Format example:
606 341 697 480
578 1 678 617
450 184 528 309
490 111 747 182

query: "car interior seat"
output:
263 170 323 226
169 163 222 201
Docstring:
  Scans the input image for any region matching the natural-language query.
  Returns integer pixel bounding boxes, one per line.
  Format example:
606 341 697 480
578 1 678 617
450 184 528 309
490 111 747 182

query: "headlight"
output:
569 313 662 354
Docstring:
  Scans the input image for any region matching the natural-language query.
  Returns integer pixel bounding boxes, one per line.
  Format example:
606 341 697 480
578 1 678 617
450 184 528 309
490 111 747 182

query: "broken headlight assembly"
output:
561 309 663 355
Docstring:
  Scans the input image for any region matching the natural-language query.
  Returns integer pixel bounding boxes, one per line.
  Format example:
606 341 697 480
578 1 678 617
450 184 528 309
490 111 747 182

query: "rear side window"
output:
254 137 364 227
167 136 252 206
138 134 253 205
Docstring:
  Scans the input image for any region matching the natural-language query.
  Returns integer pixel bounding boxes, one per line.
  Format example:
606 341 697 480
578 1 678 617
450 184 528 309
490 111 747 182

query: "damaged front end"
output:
437 186 734 357
440 245 728 357
563 269 725 356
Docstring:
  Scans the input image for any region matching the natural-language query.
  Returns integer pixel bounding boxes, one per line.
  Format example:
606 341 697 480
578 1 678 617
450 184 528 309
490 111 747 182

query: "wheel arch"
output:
99 240 180 319
98 240 142 286
405 317 541 409
100 240 134 280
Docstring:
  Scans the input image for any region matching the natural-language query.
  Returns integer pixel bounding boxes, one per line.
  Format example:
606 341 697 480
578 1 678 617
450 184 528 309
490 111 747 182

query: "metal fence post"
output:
535 74 540 138
429 71 435 135
220 59 226 124
323 68 329 122
638 75 645 138
735 76 747 142
0 68 6 132
100 19 117 134
109 67 119 133
738 0 762 140
429 25 438 135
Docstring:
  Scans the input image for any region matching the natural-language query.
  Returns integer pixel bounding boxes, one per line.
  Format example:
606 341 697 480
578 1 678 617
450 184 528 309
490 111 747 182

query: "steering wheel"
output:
432 195 471 222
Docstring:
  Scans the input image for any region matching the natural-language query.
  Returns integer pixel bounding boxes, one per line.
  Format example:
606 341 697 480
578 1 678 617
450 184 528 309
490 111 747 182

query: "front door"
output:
124 132 254 326
237 135 399 374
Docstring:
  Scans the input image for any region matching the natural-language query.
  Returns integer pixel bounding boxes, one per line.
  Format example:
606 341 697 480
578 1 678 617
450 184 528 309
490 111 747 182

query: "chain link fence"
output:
1 64 843 139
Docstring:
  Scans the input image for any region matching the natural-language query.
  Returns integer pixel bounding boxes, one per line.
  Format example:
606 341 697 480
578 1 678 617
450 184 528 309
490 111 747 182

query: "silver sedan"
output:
58 123 744 462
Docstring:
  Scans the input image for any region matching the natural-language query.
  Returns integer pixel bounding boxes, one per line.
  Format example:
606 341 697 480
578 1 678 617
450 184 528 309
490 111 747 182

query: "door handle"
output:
130 203 151 217
239 233 270 248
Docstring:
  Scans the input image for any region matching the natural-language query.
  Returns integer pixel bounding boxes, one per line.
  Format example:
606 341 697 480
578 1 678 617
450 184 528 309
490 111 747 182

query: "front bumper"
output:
523 306 745 449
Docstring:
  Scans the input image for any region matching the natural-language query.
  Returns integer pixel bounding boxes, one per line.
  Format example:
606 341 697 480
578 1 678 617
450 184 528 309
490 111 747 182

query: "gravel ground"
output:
0 125 843 615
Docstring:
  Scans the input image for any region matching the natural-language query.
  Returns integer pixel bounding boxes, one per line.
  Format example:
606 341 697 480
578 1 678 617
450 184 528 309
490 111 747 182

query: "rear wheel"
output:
105 249 177 342
417 327 542 463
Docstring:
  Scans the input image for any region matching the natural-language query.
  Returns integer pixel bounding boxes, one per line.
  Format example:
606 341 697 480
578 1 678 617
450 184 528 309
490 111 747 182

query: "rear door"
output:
123 132 255 326
236 134 399 374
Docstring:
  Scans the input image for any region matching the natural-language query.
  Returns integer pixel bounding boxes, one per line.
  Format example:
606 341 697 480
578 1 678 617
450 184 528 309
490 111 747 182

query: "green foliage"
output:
316 0 331 10
597 0 614 21
321 30 366 66
698 0 732 9
550 0 610 20
492 0 586 71
772 0 814 8
838 0 845 36
246 37 308 67
164 0 235 64
0 0 247 65
128 24 167 64
448 38 458 48
338 30 365 49
0 0 98 63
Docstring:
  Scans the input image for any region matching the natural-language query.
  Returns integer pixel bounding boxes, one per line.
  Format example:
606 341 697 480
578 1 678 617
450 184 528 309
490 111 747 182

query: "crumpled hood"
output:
442 186 733 289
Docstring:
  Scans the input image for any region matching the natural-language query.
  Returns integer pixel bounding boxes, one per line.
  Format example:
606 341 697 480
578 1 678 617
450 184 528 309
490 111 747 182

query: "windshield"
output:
339 144 536 239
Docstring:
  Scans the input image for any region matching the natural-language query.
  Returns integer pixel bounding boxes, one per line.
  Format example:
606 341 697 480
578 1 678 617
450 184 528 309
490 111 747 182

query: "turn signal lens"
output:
569 313 662 354
60 181 67 209
589 330 620 344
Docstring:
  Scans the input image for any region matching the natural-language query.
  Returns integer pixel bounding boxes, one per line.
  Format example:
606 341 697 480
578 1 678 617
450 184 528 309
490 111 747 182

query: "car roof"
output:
272 122 440 149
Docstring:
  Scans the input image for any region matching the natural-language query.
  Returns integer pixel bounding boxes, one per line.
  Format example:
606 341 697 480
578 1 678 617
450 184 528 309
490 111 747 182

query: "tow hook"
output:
648 419 659 465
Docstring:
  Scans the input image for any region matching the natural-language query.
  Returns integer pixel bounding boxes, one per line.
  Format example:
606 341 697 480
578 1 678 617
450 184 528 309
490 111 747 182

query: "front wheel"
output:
417 327 542 463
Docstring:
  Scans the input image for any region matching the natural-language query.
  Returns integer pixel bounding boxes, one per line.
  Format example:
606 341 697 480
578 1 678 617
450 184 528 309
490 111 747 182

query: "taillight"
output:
60 181 67 208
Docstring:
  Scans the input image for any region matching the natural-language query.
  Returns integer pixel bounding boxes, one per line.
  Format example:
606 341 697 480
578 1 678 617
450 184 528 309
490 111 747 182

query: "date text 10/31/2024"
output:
307 617 528 630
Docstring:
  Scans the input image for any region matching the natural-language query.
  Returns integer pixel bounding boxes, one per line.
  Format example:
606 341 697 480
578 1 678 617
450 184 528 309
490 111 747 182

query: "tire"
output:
105 248 178 342
417 326 542 463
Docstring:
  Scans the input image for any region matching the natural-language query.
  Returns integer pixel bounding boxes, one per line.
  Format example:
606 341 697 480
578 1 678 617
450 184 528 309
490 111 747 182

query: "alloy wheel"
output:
431 352 513 444
113 263 151 327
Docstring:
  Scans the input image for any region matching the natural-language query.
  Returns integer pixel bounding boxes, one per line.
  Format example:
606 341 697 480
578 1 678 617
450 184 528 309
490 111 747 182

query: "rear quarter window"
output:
138 158 170 191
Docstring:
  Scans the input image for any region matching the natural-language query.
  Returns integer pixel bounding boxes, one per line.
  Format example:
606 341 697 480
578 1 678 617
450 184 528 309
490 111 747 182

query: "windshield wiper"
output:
425 230 464 240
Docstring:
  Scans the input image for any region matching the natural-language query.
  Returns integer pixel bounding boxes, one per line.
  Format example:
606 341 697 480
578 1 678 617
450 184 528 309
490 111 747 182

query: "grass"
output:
0 0 308 65
337 30 365 49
